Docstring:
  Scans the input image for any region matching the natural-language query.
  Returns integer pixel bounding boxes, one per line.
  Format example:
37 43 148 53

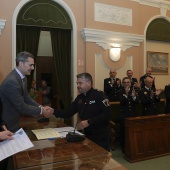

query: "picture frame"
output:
147 51 169 75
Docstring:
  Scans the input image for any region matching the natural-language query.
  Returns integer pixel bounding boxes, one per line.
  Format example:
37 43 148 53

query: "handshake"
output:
42 106 54 118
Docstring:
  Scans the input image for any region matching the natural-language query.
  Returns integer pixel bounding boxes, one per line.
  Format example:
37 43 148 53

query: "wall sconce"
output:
109 47 121 61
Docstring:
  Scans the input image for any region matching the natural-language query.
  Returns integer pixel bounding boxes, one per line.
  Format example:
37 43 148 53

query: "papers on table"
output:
31 127 84 140
32 128 61 140
53 126 85 138
0 128 34 161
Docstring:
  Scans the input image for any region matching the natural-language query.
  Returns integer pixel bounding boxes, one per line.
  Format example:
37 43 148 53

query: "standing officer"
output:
119 77 138 153
53 73 111 151
104 69 121 102
140 67 156 91
138 76 161 116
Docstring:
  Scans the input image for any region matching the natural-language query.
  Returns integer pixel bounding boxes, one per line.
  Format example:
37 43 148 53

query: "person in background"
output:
30 79 36 92
39 80 53 106
165 84 170 113
140 67 156 91
0 51 53 133
138 76 161 116
53 73 111 151
119 77 139 153
126 69 140 94
104 69 122 102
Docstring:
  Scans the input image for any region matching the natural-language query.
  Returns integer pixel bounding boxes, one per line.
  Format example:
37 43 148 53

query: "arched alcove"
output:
12 0 77 101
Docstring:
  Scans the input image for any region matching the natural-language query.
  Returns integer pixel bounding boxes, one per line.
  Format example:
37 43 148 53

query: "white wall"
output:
37 31 53 57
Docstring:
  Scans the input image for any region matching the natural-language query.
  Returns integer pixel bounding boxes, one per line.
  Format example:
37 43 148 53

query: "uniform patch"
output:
102 99 110 107
89 100 95 104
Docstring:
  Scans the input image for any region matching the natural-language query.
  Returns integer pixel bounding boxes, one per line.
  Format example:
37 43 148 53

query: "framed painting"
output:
147 51 169 74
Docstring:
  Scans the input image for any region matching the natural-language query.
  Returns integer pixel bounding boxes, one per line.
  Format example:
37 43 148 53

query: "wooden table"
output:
13 115 127 170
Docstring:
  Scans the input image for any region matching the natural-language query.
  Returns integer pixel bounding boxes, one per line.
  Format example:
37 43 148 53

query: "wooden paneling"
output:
125 114 170 162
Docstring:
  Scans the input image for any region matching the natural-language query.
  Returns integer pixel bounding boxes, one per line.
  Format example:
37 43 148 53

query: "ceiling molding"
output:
0 19 6 35
81 28 144 51
131 0 170 16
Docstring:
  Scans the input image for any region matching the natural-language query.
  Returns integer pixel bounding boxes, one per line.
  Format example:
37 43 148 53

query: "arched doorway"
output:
12 0 78 125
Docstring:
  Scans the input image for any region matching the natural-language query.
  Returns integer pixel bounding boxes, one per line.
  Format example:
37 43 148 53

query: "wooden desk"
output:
13 116 127 170
125 114 170 162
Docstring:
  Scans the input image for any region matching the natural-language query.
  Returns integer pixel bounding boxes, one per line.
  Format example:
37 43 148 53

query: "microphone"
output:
66 102 87 142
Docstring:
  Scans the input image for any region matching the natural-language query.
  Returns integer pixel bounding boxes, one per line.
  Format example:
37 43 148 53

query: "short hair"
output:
76 73 93 85
122 77 131 83
16 51 34 66
126 69 132 73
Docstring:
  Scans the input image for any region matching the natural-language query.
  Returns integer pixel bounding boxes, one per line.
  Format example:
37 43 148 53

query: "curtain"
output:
16 25 41 89
50 28 71 110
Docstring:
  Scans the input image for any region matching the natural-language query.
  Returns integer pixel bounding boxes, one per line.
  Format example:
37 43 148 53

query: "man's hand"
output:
42 106 54 118
156 89 162 96
0 130 13 140
78 120 89 130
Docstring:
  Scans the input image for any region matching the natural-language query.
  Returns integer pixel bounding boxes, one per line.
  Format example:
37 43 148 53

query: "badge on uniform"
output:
102 99 110 107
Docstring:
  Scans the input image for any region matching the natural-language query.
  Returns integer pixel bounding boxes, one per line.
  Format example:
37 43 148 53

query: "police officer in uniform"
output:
104 69 121 102
165 84 170 113
54 73 111 151
140 67 156 91
119 77 139 153
138 76 161 116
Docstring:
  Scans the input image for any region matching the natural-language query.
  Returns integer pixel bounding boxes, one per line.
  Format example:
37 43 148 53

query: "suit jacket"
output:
165 84 170 113
0 69 41 132
138 87 160 116
104 77 122 102
119 88 139 119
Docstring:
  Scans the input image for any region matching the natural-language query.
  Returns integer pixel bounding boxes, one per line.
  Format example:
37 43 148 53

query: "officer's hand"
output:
78 120 89 130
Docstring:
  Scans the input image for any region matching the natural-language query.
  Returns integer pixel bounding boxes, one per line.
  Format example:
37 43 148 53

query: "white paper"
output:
31 128 61 140
0 128 34 161
53 127 85 138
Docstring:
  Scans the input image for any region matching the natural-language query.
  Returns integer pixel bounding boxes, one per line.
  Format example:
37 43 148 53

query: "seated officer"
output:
119 77 139 153
165 84 170 113
138 76 162 116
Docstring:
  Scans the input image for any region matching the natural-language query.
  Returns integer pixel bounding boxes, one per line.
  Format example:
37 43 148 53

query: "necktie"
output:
22 77 26 89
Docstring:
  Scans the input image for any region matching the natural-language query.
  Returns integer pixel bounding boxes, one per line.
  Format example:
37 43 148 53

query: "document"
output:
0 128 34 161
32 128 61 140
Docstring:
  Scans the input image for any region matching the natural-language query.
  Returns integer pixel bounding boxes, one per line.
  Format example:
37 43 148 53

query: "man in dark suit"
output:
138 76 161 116
119 77 139 152
104 69 121 102
140 67 156 91
0 51 53 133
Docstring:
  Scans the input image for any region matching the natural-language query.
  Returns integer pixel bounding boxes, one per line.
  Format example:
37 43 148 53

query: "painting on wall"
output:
147 51 169 74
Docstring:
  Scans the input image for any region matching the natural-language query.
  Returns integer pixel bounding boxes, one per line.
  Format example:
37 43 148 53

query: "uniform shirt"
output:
104 77 122 102
54 88 111 129
138 87 160 116
119 88 138 119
